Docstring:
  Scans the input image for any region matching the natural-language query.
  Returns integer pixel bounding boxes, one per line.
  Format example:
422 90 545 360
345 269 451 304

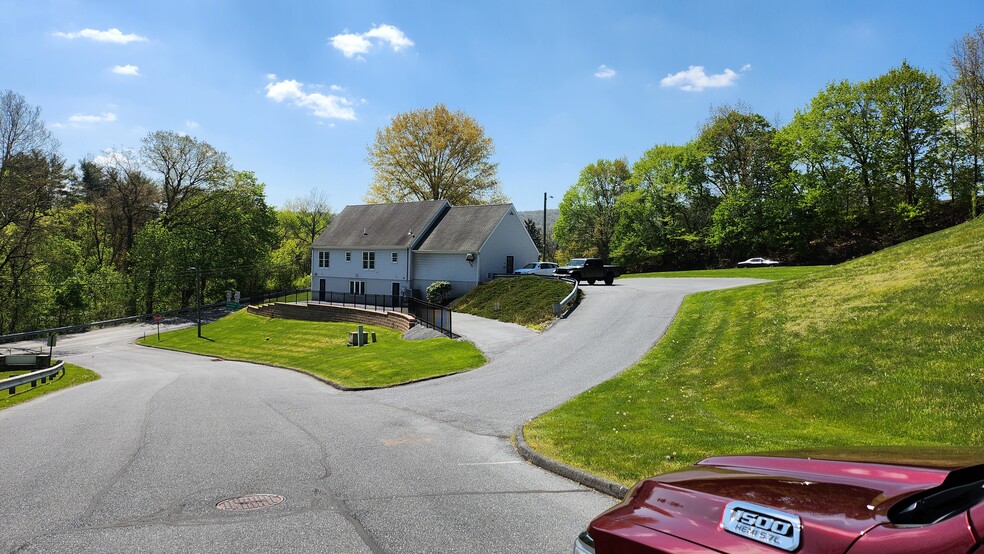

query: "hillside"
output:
453 276 574 329
525 216 984 485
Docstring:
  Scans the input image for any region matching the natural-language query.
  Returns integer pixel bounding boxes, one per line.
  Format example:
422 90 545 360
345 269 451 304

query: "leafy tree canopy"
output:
364 103 506 205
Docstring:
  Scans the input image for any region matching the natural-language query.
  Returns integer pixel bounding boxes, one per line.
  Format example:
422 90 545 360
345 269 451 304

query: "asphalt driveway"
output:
0 277 762 553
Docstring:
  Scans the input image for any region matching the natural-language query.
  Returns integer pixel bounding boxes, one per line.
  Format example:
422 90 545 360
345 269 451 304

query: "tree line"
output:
555 27 984 271
0 94 331 335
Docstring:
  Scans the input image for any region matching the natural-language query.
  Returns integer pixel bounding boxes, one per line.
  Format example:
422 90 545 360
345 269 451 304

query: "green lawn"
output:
453 276 577 329
138 310 486 388
0 363 100 410
624 266 828 280
526 217 984 486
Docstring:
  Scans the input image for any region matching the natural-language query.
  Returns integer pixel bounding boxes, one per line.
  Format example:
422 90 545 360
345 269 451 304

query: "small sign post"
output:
153 313 162 340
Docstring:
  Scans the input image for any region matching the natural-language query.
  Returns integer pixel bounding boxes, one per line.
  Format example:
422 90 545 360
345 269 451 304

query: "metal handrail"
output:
553 277 579 317
2 361 66 395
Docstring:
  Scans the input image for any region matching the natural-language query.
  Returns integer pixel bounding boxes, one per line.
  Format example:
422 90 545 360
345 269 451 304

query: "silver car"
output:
513 262 558 276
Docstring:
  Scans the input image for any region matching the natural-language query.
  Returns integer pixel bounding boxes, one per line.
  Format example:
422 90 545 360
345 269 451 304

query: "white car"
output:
736 257 781 268
513 262 559 276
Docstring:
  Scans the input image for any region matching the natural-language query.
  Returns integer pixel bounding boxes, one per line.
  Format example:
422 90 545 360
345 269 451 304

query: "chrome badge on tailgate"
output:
721 501 802 551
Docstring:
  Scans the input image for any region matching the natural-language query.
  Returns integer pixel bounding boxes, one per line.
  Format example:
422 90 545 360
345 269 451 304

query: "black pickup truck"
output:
554 258 623 285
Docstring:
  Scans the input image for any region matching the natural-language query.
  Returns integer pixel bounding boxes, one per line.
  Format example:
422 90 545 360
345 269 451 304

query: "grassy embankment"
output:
526 217 984 485
453 276 577 329
139 310 486 388
0 363 100 411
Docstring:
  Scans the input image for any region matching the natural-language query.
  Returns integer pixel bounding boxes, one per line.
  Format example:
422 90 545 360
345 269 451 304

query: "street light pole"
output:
191 266 201 338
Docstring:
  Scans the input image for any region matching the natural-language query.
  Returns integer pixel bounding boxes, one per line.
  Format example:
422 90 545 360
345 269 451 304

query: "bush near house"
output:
426 281 453 304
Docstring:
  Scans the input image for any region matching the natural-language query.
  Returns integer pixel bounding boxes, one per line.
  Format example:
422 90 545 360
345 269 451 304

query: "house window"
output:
392 252 398 264
363 251 375 270
349 280 365 295
318 251 330 268
345 252 351 262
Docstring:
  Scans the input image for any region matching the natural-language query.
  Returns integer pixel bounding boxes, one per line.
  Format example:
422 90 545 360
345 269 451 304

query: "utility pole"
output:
543 192 548 261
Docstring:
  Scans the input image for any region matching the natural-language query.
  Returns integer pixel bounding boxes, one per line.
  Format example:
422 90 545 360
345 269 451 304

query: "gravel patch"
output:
402 325 446 340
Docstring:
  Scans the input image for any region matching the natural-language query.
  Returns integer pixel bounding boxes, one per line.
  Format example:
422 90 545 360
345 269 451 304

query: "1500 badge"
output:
721 501 802 551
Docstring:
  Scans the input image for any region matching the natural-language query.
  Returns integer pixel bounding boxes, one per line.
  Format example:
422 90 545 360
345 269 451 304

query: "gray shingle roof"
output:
416 204 512 253
312 200 448 249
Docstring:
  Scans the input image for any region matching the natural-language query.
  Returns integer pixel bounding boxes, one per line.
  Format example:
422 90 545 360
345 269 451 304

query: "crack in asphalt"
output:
261 399 387 554
75 372 181 529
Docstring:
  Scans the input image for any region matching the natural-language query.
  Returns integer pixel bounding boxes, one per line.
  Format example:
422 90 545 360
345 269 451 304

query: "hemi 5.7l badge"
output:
721 501 802 552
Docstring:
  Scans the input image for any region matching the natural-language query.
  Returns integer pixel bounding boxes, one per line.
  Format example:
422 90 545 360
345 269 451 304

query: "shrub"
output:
426 281 452 304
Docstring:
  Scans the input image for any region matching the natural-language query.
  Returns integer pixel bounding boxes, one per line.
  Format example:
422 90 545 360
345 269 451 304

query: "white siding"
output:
311 247 410 295
477 210 541 281
412 252 477 298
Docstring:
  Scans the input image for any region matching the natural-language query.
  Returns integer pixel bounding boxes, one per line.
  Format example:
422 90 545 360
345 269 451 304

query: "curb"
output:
135 342 472 391
513 424 628 499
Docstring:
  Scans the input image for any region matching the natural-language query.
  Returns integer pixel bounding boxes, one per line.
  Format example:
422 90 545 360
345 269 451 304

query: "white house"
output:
311 200 540 300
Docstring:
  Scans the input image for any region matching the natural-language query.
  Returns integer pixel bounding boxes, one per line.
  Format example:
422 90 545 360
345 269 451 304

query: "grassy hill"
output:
525 216 984 485
453 276 575 329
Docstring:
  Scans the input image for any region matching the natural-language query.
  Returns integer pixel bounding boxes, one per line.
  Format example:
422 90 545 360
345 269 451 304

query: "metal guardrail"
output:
1 361 66 396
0 288 310 345
553 277 579 317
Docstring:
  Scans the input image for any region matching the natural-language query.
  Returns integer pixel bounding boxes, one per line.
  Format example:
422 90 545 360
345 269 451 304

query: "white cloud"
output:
331 33 373 58
264 79 357 121
69 112 118 124
185 120 199 129
330 24 413 58
594 64 616 79
741 64 752 72
363 24 414 51
54 28 148 44
112 64 140 76
265 73 278 81
660 65 741 92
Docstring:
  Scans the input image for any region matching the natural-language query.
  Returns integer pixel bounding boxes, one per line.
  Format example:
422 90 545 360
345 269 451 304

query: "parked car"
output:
513 261 559 276
737 257 781 268
554 258 623 285
574 447 984 553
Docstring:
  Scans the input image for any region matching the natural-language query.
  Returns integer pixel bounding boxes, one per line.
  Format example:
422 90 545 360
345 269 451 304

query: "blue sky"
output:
1 1 979 212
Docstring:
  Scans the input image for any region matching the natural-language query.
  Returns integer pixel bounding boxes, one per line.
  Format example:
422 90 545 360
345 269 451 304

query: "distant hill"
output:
517 209 560 233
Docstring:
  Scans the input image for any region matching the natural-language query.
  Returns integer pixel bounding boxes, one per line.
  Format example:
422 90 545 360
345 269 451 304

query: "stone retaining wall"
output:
247 303 415 332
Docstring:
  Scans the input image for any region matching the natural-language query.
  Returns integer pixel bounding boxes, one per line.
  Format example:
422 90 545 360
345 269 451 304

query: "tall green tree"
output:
949 25 984 217
555 158 631 260
872 61 947 217
141 130 229 224
0 90 66 333
364 104 505 205
612 143 714 270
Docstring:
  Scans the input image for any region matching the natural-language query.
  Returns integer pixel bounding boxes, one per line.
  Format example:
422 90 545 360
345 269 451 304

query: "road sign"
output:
153 313 162 323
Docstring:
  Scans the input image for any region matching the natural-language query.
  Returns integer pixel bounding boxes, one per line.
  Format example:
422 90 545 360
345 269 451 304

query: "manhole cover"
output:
215 494 285 511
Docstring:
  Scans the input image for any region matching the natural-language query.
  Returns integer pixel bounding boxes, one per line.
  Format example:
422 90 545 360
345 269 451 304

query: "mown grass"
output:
0 363 100 411
452 276 577 329
138 310 486 388
526 217 984 485
625 266 828 280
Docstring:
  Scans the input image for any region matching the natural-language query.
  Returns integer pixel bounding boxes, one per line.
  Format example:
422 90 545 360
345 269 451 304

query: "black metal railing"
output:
308 290 408 312
407 297 453 337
